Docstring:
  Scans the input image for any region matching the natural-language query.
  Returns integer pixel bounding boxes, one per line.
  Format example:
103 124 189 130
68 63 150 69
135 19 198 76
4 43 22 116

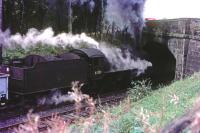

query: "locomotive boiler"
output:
0 45 137 104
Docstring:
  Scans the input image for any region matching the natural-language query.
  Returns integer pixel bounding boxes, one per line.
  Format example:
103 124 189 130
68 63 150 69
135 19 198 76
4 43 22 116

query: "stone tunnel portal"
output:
143 41 176 84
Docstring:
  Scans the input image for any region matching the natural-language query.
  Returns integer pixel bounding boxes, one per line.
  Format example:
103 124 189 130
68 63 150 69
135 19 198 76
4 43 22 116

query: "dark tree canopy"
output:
3 0 106 34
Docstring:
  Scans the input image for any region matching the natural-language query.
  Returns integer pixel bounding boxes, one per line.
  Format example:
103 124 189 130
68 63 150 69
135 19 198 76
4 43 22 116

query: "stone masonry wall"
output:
185 40 200 76
143 18 200 79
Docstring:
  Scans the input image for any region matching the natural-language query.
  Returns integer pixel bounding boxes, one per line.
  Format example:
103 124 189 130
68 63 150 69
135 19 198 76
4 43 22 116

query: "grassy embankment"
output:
95 73 200 133
14 73 200 133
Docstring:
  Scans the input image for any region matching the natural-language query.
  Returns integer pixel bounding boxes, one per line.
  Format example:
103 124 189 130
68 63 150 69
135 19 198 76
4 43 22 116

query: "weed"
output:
128 80 152 102
14 111 40 133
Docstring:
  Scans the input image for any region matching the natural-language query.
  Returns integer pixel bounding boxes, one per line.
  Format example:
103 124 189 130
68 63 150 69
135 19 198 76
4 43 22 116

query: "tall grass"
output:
128 80 152 102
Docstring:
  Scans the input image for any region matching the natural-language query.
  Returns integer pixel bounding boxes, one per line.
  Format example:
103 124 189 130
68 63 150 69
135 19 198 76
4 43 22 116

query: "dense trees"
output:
2 0 106 34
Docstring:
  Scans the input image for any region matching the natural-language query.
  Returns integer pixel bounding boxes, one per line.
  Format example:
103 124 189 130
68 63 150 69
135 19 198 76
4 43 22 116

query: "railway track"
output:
0 90 127 133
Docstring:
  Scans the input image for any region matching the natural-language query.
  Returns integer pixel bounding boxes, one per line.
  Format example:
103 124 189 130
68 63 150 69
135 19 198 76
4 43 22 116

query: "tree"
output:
66 0 72 33
100 0 105 40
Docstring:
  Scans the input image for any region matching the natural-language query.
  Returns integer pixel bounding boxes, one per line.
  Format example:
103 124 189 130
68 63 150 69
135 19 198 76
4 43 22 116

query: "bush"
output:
128 80 152 102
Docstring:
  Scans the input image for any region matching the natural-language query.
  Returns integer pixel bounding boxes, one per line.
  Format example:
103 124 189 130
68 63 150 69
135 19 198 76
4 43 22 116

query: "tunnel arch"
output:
143 41 176 84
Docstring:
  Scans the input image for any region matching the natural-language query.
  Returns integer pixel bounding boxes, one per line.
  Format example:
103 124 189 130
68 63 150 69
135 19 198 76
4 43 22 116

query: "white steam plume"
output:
38 82 89 105
38 91 74 105
0 27 99 49
99 44 152 74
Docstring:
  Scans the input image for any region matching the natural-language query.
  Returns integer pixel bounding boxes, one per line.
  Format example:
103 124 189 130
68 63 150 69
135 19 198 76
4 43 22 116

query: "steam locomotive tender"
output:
0 45 136 104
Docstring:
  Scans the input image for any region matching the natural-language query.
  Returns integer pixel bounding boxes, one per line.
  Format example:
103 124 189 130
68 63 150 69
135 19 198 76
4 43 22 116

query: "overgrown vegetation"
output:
128 80 152 102
107 74 200 132
3 44 69 61
15 73 200 133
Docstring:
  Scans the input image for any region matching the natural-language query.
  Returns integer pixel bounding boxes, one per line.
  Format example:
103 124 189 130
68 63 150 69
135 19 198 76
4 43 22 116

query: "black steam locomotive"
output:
0 45 137 104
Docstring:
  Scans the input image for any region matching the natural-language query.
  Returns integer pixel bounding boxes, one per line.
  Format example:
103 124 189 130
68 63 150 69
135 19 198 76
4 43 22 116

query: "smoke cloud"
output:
38 90 74 105
38 82 89 105
106 0 146 40
0 27 99 49
99 43 152 74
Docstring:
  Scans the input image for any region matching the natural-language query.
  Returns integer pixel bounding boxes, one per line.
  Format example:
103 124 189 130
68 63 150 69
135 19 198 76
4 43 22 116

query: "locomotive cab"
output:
90 57 105 79
71 48 110 80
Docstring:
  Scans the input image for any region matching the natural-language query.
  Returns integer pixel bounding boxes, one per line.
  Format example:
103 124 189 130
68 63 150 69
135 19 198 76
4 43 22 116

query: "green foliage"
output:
25 44 70 55
3 44 71 61
4 46 26 60
111 113 143 133
138 74 200 124
128 80 152 102
88 73 200 133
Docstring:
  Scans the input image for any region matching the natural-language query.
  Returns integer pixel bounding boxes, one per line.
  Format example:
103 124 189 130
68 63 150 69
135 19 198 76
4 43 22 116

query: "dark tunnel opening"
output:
143 41 176 85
